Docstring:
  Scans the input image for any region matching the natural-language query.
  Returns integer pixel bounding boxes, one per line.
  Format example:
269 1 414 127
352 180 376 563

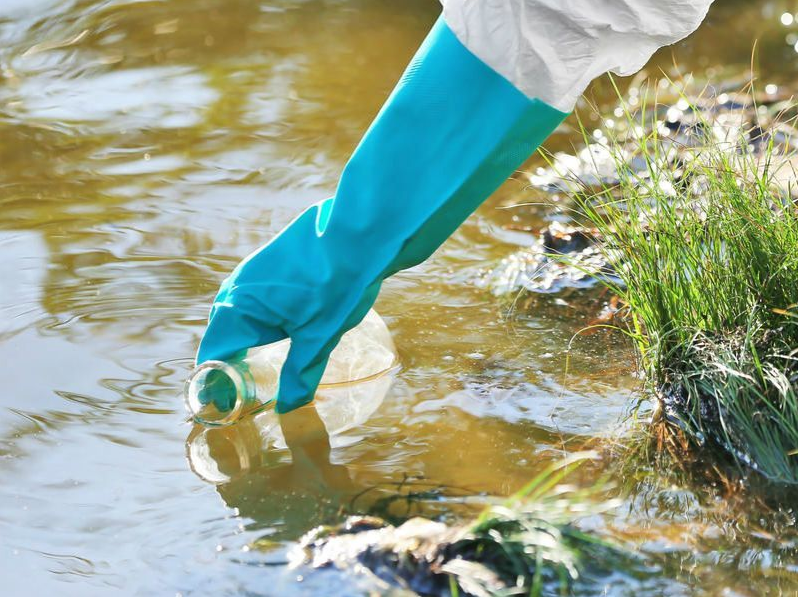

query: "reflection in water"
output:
185 371 478 545
188 406 356 540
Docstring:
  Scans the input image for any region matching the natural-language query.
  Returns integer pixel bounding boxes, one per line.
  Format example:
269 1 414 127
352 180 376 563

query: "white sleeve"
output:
440 0 714 112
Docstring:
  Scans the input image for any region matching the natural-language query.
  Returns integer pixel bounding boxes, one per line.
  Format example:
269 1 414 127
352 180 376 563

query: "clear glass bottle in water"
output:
185 309 398 427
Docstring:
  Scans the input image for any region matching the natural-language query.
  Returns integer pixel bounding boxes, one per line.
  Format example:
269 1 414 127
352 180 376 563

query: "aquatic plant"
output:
565 84 798 483
448 453 625 596
293 453 635 596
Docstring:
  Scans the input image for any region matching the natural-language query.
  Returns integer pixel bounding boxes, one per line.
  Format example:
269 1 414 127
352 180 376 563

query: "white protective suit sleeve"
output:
440 0 715 113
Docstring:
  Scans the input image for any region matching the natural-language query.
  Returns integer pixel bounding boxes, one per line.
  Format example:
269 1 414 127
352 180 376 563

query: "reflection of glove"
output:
197 16 569 413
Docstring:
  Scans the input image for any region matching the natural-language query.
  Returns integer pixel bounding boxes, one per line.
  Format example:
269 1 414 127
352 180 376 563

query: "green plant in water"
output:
446 453 624 596
566 84 798 483
293 453 633 596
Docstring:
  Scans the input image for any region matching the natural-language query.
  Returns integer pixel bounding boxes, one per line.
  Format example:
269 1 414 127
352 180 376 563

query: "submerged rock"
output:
292 516 477 596
287 481 633 596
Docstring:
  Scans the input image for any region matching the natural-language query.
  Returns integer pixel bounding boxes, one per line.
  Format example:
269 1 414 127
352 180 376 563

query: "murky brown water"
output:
1 1 797 595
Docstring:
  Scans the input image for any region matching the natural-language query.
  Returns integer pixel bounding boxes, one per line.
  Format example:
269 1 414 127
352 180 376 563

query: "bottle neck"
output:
185 359 257 427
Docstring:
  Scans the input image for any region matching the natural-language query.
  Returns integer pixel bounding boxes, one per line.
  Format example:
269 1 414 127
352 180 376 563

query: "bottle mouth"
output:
184 360 255 427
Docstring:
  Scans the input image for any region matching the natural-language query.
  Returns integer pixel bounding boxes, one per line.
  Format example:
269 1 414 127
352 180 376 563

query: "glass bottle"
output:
185 309 398 427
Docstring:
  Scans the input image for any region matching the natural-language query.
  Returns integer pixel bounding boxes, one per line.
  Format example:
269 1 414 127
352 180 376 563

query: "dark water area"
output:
1 1 797 595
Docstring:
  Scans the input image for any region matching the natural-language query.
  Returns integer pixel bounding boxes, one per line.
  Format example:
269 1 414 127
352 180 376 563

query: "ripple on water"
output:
12 66 218 130
0 231 46 339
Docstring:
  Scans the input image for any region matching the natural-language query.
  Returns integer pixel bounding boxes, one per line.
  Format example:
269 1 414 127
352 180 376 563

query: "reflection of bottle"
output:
185 309 398 427
186 406 362 539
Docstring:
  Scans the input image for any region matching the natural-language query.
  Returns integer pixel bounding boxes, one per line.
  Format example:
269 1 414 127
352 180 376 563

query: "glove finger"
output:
197 300 287 365
196 368 238 411
275 334 336 414
274 282 386 413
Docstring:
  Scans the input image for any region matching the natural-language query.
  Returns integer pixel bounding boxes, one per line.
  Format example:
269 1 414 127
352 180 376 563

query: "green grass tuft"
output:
294 454 635 596
568 84 798 483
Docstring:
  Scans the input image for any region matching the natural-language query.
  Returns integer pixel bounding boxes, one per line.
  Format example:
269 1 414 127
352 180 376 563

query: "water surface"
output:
1 1 797 595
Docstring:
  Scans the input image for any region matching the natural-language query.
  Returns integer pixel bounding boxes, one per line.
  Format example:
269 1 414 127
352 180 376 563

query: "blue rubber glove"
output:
197 17 567 414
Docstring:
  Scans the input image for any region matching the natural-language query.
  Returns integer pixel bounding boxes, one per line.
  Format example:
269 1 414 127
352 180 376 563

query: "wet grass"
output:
568 86 798 483
449 453 625 595
293 454 643 596
607 420 798 594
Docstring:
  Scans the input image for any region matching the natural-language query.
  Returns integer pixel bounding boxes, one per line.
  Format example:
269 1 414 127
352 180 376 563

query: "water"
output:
0 1 796 595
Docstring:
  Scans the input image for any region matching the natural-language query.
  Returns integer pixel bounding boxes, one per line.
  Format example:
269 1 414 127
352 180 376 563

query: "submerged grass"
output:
294 454 638 596
449 453 625 595
566 83 798 483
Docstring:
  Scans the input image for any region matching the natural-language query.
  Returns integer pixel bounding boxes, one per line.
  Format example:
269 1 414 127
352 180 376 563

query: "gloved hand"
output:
196 16 567 413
